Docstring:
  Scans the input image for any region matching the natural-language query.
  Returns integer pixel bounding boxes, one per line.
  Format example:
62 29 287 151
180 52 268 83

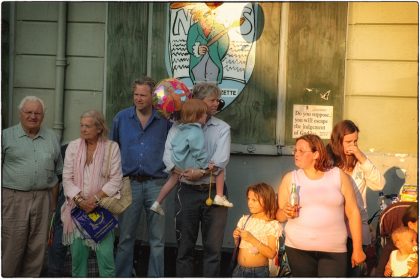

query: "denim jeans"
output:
175 182 228 277
232 265 269 277
115 178 166 277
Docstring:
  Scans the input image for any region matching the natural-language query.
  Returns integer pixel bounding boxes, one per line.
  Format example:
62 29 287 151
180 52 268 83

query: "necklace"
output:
86 143 97 165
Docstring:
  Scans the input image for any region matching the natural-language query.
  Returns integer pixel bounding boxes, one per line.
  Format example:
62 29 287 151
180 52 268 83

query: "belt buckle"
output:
138 175 151 182
131 175 149 183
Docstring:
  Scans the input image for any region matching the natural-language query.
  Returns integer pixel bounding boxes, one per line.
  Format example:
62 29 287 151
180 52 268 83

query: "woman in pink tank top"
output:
276 134 366 277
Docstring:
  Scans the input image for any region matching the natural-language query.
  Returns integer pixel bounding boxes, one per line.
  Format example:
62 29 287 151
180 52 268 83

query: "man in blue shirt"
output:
111 76 171 277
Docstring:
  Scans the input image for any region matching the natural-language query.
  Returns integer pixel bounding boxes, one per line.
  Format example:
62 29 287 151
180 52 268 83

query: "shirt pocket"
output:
41 153 56 184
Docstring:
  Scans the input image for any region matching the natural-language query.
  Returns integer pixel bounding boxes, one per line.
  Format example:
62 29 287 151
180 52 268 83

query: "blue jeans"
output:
115 178 166 277
175 182 228 277
232 265 269 277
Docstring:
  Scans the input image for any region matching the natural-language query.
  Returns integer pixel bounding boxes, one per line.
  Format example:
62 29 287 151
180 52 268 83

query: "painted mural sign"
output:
292 105 334 139
165 2 257 110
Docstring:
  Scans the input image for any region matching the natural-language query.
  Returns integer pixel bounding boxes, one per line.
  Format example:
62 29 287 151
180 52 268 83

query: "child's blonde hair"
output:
246 183 278 220
180 99 208 124
391 226 416 246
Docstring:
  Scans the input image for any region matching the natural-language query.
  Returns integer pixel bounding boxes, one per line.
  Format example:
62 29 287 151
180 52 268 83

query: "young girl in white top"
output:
384 226 418 277
232 182 281 277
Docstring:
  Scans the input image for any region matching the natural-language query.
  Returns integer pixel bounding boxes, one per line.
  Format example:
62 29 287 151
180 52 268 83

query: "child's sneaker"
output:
150 201 165 216
213 195 233 208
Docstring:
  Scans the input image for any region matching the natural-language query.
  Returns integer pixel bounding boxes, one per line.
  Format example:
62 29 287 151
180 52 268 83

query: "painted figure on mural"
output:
168 2 255 109
185 3 229 84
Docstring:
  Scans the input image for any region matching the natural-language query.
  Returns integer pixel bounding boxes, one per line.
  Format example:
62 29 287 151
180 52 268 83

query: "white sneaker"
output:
150 201 165 216
213 195 233 208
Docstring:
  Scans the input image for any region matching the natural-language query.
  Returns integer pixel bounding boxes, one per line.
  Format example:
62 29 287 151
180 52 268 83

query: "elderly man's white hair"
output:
18 96 46 112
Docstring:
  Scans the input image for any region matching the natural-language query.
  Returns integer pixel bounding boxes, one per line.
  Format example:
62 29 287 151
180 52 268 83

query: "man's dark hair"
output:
131 76 156 93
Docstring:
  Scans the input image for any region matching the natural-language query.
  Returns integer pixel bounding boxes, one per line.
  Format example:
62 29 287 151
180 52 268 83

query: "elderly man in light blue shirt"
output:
2 96 63 277
163 82 231 277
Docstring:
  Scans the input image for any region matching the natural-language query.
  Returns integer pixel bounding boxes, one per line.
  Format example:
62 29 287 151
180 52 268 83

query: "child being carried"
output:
151 99 233 216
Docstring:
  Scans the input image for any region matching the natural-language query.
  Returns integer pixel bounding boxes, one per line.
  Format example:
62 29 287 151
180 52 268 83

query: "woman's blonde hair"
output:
180 99 208 124
80 110 109 139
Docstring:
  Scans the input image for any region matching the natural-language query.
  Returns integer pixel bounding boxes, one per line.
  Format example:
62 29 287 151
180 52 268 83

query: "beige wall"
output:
346 2 418 155
12 2 106 143
345 2 418 188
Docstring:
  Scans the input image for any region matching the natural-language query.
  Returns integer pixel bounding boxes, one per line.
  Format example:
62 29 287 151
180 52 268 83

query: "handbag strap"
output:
104 141 113 179
236 214 252 247
229 214 253 270
241 214 252 230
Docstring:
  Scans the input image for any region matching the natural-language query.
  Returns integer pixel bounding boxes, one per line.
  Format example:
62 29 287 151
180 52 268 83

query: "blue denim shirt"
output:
110 106 171 178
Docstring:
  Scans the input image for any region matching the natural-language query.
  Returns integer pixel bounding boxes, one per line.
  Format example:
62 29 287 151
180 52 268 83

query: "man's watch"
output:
199 169 206 176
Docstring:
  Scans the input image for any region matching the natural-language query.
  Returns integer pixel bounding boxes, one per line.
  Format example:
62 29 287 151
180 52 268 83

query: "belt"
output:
2 187 49 192
130 175 157 183
181 182 216 191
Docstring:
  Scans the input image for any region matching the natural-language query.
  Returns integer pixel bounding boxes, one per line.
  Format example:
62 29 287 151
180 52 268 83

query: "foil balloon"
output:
153 78 192 119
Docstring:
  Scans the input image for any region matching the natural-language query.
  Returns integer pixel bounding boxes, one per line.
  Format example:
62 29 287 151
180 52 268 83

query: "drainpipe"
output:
8 2 15 127
52 2 67 143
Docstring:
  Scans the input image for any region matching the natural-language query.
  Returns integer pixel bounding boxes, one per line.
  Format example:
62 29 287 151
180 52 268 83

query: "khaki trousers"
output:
1 188 50 277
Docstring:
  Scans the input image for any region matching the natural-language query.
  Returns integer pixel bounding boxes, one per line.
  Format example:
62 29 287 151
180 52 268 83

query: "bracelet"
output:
94 194 101 205
73 194 80 202
73 194 84 207
76 197 84 206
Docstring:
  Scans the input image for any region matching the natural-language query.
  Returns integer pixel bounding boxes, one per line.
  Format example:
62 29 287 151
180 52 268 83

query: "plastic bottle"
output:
289 183 299 217
378 191 387 211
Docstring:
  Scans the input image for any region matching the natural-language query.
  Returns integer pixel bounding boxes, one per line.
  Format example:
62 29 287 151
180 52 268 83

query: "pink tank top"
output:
285 167 347 252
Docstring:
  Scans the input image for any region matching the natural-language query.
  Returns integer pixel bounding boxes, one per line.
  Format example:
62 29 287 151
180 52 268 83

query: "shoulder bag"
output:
228 214 252 275
99 141 132 215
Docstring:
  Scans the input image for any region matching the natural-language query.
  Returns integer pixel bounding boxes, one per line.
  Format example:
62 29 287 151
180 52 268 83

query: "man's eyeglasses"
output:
21 110 43 117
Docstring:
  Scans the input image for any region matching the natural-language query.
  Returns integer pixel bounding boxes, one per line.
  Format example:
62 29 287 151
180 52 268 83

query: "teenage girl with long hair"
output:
326 120 385 276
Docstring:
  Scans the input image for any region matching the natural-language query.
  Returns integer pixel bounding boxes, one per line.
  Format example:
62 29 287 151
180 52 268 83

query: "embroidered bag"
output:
71 206 117 243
